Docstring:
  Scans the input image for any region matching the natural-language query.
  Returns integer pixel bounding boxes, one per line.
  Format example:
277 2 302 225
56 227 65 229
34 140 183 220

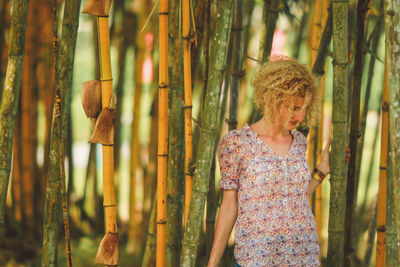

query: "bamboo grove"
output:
0 0 399 266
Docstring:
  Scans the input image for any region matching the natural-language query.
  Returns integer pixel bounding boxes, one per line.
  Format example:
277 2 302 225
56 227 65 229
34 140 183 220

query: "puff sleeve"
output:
217 133 242 190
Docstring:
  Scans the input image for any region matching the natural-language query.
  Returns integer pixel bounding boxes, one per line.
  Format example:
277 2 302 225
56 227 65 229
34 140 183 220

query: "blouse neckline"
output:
244 123 297 159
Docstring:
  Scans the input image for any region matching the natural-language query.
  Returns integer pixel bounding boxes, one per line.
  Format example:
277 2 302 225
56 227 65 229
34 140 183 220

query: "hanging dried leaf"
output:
89 107 115 145
83 0 112 17
94 232 119 265
81 80 102 118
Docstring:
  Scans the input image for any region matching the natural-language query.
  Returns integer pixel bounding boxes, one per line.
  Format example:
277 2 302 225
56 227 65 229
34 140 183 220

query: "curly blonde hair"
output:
251 57 320 127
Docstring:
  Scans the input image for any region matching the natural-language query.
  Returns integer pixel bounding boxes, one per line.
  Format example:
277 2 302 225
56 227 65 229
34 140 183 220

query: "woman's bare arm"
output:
207 190 238 267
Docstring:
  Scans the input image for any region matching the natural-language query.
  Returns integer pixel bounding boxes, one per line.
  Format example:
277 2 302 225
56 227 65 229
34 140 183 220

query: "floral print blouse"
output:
217 124 320 267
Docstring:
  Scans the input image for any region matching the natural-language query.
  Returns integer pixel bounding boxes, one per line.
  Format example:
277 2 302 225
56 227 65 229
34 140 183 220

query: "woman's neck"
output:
251 117 290 138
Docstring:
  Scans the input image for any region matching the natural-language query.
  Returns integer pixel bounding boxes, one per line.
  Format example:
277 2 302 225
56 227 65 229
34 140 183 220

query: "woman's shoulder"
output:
292 130 308 146
218 124 251 151
220 124 250 143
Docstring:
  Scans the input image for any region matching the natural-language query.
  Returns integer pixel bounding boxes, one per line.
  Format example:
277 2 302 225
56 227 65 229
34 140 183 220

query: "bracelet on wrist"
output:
312 168 326 183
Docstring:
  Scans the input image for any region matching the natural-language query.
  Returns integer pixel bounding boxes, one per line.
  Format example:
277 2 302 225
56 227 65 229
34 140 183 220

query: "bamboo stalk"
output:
383 0 400 260
344 1 370 266
128 18 145 255
97 12 118 254
376 51 389 267
326 0 349 265
0 0 29 244
386 138 399 266
180 0 234 265
258 0 280 63
42 0 81 264
354 14 383 250
307 0 328 245
164 0 185 264
228 0 243 132
21 0 39 237
183 0 193 228
142 194 157 267
157 0 169 265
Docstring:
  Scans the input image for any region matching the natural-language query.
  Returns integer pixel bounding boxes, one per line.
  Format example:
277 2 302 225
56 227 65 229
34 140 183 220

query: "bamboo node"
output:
225 118 238 126
352 131 362 138
382 102 389 111
103 204 117 207
379 166 387 170
159 11 169 15
157 220 166 224
100 78 113 82
376 225 386 232
159 83 169 89
331 60 348 67
182 105 193 109
231 69 246 77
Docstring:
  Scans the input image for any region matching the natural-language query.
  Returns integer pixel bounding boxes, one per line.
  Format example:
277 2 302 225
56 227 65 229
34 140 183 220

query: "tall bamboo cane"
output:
83 1 118 265
157 0 169 265
308 0 328 245
344 2 370 266
386 138 399 266
248 0 280 124
42 0 81 264
128 19 145 255
183 0 193 228
384 0 400 260
180 0 233 265
0 0 29 244
327 0 349 265
258 0 280 63
376 51 389 267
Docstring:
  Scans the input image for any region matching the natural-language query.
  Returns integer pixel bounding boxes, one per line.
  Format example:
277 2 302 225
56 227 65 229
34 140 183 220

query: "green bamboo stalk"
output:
354 95 382 250
386 141 399 266
228 0 243 131
258 0 280 64
165 1 185 265
384 0 400 260
180 1 233 265
344 1 369 266
292 1 310 60
206 52 230 256
191 0 211 165
355 14 383 197
248 0 280 124
363 198 377 266
0 0 29 244
0 0 9 93
312 4 333 81
327 0 349 265
142 194 157 267
41 0 81 265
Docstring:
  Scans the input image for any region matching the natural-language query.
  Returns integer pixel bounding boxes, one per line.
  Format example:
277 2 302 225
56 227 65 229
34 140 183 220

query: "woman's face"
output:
278 95 307 130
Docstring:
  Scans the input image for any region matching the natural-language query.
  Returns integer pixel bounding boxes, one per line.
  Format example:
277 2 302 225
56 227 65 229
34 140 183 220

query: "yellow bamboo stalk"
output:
376 52 388 267
308 0 329 248
157 0 168 265
97 15 117 239
182 0 193 227
128 44 145 253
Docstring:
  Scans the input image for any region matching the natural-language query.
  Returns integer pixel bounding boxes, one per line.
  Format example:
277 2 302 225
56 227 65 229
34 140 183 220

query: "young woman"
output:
207 58 333 267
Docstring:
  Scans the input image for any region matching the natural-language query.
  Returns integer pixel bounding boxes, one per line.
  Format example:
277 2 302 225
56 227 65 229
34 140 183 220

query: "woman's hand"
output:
316 138 351 176
316 138 331 175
